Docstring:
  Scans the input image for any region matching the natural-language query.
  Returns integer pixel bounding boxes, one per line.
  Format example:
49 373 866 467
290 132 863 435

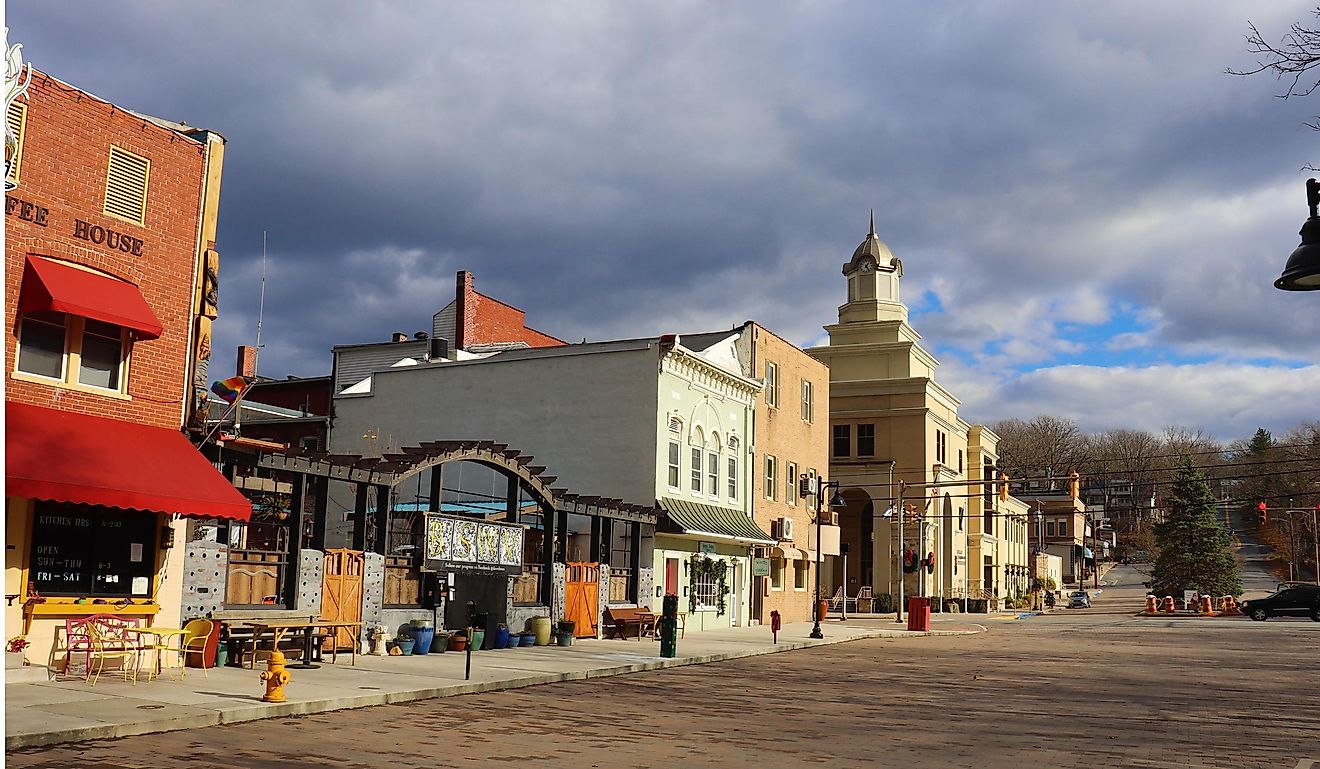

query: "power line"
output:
998 437 1320 474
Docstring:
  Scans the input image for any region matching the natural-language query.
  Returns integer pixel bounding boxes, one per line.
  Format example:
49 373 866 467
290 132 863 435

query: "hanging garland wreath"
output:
688 555 730 616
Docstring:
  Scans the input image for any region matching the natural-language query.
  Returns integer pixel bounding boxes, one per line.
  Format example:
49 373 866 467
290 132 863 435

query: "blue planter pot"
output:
395 638 415 655
410 626 435 655
519 633 535 647
494 626 511 649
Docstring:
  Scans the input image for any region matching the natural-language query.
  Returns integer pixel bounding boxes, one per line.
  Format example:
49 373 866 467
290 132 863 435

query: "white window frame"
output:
13 311 130 396
693 567 720 610
707 450 719 499
690 446 702 494
793 559 809 590
667 441 681 490
727 456 738 500
765 362 779 408
786 462 797 506
801 379 813 422
764 455 777 501
770 557 784 591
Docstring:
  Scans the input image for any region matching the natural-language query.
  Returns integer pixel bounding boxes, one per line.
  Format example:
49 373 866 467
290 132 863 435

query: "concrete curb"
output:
7 628 966 750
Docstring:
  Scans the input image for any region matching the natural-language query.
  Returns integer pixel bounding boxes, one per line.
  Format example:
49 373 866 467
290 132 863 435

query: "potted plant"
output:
518 631 536 647
493 623 511 649
555 621 575 647
431 631 449 653
448 632 468 652
470 627 485 650
393 632 415 656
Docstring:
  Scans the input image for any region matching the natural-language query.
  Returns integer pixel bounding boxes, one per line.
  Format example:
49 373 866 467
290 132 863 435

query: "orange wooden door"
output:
564 562 599 638
321 549 364 649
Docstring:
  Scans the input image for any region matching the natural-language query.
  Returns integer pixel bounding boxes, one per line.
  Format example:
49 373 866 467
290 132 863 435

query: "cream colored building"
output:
808 217 1028 610
966 427 1033 603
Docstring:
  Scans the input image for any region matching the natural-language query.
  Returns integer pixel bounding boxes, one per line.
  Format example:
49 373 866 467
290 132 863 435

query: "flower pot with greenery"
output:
394 634 415 655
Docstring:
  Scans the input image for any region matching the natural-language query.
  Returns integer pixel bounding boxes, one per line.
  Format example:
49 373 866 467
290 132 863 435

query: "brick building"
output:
4 67 249 668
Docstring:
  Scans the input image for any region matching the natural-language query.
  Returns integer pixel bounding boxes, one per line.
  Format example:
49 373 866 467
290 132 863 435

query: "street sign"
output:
751 557 770 577
699 541 717 555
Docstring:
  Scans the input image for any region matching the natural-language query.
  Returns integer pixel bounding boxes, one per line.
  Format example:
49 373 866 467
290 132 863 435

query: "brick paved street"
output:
8 613 1317 769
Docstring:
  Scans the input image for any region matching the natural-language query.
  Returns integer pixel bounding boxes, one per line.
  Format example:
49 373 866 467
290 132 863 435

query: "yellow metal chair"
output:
179 618 214 679
87 618 142 686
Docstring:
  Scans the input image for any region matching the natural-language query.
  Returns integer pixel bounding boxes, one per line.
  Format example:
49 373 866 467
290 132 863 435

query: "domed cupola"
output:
838 210 908 324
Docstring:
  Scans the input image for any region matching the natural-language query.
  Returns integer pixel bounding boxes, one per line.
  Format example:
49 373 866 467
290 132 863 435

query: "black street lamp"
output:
1277 178 1320 291
810 479 846 640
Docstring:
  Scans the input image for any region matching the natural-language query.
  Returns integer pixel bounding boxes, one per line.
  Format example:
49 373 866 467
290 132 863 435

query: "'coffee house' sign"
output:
5 193 146 256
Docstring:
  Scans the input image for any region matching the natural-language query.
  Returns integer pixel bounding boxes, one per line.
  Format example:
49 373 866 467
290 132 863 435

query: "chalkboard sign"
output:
29 503 158 597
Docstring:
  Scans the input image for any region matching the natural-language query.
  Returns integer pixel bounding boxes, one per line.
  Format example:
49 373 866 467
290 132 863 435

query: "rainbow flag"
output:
210 376 252 404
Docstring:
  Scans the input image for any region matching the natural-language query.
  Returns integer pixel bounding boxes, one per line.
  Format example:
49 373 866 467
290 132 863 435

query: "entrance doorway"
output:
564 562 599 638
322 549 364 649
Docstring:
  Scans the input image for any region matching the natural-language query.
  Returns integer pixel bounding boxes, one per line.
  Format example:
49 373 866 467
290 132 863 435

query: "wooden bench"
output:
604 607 657 640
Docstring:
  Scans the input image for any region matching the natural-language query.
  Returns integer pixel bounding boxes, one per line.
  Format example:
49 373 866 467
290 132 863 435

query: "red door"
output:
664 557 679 596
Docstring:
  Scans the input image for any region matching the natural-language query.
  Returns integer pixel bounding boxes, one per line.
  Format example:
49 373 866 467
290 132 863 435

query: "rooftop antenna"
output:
254 230 268 376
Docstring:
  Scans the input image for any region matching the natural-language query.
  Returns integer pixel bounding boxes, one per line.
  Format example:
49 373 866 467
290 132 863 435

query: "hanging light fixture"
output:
1276 178 1320 291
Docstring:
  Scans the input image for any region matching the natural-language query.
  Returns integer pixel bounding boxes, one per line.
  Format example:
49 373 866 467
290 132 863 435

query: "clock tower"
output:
839 210 906 324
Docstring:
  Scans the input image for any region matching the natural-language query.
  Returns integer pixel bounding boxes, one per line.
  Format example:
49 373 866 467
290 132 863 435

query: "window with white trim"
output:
690 447 702 494
764 455 776 501
693 566 719 609
793 559 809 590
15 311 129 393
764 362 779 407
786 462 797 506
667 441 681 489
707 451 719 497
727 456 738 499
770 557 784 590
801 379 813 422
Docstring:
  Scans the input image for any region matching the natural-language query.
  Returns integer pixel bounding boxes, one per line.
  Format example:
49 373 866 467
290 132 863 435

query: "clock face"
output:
859 259 873 273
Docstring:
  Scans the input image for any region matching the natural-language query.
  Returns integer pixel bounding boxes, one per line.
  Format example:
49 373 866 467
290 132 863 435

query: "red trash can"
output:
906 597 931 632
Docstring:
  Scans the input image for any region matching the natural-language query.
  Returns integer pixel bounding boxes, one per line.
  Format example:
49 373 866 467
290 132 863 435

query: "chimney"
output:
236 345 257 378
455 270 475 350
391 332 408 343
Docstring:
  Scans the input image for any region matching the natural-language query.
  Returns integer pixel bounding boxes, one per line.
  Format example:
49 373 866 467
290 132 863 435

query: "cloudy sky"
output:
14 2 1320 440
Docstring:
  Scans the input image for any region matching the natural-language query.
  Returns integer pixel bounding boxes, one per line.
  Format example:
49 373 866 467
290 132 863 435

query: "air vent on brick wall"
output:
6 101 26 186
104 145 150 226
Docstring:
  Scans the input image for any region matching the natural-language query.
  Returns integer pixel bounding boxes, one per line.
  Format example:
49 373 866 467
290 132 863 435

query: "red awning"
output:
6 402 251 521
18 256 163 339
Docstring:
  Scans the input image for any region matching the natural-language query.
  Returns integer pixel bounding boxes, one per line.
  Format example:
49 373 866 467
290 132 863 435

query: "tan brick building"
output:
742 323 830 625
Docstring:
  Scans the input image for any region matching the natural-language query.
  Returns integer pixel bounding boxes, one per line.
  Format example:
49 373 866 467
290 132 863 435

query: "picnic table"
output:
241 620 362 670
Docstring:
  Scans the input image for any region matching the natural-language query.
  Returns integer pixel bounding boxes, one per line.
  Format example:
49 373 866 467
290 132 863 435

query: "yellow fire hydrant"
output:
260 649 291 703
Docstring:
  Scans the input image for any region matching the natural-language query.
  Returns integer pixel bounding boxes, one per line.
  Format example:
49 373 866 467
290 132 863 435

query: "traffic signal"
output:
1257 501 1267 525
798 474 813 499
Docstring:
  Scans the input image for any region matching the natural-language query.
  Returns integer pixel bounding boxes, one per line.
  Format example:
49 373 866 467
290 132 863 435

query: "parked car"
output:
1240 585 1320 622
1067 590 1091 609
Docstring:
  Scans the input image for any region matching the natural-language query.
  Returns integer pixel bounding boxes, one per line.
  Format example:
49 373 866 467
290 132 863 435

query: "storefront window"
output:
608 523 634 603
29 502 157 597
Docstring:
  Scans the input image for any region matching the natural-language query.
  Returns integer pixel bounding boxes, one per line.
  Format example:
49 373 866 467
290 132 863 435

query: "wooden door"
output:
321 549 365 649
664 557 679 595
564 562 599 638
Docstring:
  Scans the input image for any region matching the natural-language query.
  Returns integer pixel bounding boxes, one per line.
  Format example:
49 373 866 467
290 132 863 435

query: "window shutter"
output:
104 146 150 225
6 101 27 186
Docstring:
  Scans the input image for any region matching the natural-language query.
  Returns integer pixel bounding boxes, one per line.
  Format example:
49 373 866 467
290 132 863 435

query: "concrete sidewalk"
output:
4 618 974 750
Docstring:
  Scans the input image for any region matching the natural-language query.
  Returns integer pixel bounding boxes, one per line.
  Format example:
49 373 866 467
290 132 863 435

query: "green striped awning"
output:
658 498 775 545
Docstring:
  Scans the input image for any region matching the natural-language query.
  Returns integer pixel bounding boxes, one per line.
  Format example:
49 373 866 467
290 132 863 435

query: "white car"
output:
1067 590 1092 609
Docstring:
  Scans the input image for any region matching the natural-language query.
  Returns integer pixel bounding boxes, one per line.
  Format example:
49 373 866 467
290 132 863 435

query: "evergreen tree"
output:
1150 461 1242 597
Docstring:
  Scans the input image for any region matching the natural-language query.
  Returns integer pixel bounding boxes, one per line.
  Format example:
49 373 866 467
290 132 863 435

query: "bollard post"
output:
465 625 472 680
660 594 678 658
770 610 781 644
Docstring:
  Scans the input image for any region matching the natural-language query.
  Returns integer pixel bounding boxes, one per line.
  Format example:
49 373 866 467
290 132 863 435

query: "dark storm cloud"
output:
12 1 1319 435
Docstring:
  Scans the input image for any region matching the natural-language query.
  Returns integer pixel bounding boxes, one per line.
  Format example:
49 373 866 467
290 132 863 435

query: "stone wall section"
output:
180 540 227 619
296 549 323 613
